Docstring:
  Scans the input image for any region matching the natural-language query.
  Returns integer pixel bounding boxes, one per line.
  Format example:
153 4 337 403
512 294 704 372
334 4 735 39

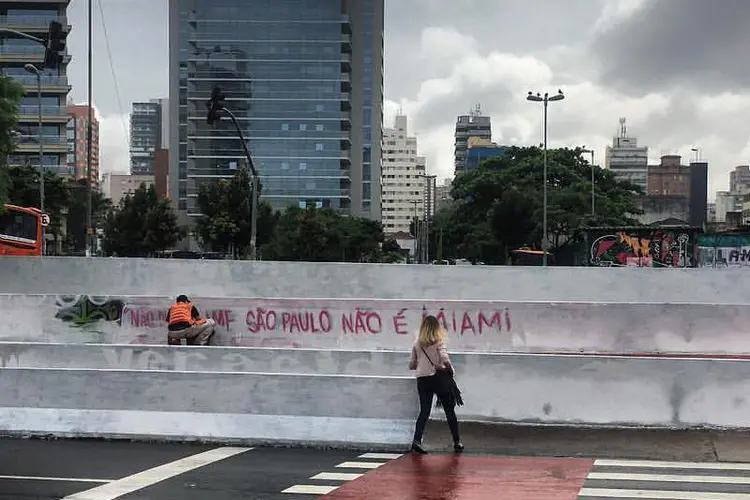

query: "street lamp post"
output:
526 90 564 267
582 147 595 216
24 63 45 255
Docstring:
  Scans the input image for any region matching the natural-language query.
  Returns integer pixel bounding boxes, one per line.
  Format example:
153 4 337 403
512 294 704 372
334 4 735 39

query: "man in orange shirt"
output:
166 295 216 345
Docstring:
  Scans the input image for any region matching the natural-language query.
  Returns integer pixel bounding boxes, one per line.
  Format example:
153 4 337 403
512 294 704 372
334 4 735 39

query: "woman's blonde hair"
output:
418 315 446 346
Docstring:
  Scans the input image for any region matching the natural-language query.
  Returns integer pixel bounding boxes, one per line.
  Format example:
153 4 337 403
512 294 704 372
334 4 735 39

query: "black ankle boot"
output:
454 442 464 453
411 441 427 454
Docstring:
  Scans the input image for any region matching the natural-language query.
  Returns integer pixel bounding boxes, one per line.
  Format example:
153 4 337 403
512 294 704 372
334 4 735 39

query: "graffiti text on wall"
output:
590 230 691 267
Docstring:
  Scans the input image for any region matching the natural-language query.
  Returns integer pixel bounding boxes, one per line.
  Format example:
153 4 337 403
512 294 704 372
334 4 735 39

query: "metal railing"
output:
13 135 68 146
18 105 68 117
0 15 68 26
10 74 68 86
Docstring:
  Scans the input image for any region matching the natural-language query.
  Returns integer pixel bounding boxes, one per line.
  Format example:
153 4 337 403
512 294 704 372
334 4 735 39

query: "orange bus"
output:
0 204 44 256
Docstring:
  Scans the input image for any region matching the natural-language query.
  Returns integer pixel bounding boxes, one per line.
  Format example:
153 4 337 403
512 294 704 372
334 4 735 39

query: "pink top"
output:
408 338 452 377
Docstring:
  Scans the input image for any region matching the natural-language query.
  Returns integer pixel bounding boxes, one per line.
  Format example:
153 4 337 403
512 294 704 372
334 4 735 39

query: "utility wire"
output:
96 0 130 150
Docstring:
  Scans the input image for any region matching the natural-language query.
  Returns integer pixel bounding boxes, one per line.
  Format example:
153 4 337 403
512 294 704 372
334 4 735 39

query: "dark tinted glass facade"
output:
169 0 383 220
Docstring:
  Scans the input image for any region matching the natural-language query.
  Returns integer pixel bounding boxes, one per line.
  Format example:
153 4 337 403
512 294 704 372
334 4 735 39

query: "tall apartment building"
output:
130 98 169 175
168 0 384 236
605 117 648 191
454 104 491 174
1 1 72 177
381 114 425 234
66 104 99 188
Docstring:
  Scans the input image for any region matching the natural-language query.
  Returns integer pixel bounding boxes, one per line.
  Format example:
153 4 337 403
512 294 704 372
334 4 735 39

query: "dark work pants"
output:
412 374 460 444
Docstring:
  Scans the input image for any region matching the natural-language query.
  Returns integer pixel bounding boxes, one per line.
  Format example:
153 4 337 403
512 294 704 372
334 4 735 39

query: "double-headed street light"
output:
527 90 564 267
24 63 46 255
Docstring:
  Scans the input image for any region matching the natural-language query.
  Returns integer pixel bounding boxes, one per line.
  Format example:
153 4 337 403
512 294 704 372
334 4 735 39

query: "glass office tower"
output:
168 0 383 234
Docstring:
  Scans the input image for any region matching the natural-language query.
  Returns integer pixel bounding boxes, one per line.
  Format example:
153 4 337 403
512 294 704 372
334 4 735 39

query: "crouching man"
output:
166 295 216 345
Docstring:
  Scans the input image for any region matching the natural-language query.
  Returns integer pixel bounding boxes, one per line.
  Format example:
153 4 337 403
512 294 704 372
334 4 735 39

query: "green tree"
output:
445 146 644 263
5 163 70 245
261 206 385 262
64 178 113 255
0 76 25 208
194 166 276 258
101 183 183 257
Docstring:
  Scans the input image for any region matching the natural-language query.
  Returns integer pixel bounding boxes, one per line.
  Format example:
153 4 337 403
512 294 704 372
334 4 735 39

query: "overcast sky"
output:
65 0 750 201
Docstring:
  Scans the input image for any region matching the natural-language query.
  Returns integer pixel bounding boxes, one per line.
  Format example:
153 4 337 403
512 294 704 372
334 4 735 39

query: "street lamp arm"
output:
0 28 44 44
219 106 259 179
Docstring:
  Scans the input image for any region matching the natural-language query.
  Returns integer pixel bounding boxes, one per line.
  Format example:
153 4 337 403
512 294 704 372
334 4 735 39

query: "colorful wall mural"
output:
696 234 750 268
585 228 697 267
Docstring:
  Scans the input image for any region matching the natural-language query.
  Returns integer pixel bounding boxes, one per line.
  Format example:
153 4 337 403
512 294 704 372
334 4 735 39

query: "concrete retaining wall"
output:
4 294 750 354
0 367 417 445
2 257 750 354
4 343 750 430
0 256 747 302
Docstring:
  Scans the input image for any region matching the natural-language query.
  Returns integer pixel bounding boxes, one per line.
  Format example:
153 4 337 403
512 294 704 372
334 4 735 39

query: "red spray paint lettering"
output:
246 308 278 334
127 307 168 328
341 309 382 334
281 310 333 334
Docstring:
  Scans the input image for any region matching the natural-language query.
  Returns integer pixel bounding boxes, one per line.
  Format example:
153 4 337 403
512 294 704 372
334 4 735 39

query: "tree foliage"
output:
4 163 70 241
194 166 276 258
0 76 25 208
101 183 183 257
261 206 385 262
433 146 644 264
64 178 113 255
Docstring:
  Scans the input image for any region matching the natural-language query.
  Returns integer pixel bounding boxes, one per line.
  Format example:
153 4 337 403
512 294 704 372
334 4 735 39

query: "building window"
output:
315 143 323 151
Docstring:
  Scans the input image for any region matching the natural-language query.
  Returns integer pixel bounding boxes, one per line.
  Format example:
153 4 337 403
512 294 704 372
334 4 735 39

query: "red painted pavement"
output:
324 455 594 500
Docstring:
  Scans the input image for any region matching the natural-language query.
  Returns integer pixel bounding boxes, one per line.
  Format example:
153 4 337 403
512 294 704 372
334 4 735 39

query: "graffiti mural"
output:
696 233 750 268
54 295 124 327
588 229 694 267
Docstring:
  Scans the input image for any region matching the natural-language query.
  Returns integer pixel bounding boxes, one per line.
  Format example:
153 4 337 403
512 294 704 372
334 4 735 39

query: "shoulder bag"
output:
420 345 464 408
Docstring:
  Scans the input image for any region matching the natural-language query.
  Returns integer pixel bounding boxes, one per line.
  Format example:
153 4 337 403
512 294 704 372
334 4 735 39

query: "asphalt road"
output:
3 425 750 499
0 439 403 500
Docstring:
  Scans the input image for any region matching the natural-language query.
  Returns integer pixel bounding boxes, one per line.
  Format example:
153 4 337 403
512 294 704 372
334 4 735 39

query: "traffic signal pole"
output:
206 87 260 260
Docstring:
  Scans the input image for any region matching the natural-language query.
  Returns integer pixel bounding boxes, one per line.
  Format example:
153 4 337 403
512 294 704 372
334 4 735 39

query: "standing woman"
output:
408 315 463 454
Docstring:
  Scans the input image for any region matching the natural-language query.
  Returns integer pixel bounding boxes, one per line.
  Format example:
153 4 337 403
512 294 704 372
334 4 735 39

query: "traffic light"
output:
206 86 225 125
43 21 65 70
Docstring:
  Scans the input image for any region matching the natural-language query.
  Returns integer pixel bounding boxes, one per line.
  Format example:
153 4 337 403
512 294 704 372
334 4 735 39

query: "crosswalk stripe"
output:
358 453 403 460
335 461 385 469
588 472 750 484
594 459 750 471
310 472 363 481
282 484 339 495
579 488 750 499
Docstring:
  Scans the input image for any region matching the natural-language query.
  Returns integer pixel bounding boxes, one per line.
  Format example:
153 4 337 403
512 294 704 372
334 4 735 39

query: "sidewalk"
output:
420 421 750 462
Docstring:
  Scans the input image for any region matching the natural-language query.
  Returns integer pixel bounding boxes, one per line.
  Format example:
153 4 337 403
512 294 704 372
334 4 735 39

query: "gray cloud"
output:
590 0 750 93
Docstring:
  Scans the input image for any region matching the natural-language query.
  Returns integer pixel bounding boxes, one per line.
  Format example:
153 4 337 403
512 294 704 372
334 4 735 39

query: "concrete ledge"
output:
0 367 417 419
0 407 414 447
4 347 750 431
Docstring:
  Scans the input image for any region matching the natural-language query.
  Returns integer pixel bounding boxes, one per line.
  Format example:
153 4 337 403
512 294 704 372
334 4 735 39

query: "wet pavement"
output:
1 424 750 499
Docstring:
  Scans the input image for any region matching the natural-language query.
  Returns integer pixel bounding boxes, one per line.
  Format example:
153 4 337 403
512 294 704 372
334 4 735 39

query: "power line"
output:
96 0 129 149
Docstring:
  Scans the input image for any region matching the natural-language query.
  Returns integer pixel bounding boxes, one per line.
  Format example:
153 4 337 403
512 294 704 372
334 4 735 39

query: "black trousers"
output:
412 374 460 444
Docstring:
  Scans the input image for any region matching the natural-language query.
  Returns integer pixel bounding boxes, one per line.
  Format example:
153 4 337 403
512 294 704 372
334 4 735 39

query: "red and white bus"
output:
0 204 44 256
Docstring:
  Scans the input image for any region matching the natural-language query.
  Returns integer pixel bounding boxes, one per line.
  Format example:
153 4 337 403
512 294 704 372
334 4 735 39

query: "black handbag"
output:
421 346 464 408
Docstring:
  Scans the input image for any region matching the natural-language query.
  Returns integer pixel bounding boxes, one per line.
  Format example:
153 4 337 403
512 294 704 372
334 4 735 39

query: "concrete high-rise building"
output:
1 1 72 177
130 99 169 175
381 114 425 234
454 104 491 174
66 104 99 188
605 117 648 191
168 0 384 235
729 165 750 193
101 173 155 207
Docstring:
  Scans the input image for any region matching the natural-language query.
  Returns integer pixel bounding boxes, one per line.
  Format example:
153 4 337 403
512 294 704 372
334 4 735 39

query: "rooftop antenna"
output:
397 103 404 116
619 117 627 137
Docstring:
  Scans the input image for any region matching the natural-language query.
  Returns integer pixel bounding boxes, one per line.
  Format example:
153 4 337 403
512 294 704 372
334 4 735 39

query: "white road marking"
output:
63 446 252 500
335 461 384 469
282 484 339 495
579 488 750 499
0 475 111 483
588 472 750 484
310 472 363 481
595 459 750 471
358 453 403 460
